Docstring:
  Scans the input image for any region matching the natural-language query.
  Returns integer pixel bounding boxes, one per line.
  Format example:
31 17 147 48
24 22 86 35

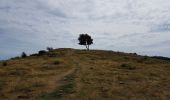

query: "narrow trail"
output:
38 49 81 100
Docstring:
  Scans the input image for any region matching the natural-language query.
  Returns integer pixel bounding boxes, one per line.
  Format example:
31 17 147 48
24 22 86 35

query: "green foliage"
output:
78 34 93 50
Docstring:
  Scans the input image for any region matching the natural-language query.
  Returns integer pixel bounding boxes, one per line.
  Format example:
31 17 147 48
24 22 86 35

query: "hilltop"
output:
0 48 170 100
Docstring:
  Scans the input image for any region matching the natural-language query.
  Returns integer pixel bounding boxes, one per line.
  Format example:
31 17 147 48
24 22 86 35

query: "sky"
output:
0 0 170 60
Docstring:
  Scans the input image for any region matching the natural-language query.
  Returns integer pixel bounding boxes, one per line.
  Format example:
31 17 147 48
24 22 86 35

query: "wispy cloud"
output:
0 0 170 59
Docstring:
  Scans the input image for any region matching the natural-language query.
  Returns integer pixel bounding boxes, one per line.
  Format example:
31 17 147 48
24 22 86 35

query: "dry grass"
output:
0 48 170 100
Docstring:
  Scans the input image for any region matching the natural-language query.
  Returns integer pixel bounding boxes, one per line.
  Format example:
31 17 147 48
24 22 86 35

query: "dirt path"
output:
37 50 80 100
46 67 77 92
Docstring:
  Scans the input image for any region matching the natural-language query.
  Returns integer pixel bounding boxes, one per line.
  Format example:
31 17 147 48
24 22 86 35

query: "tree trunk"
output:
85 45 88 50
85 40 89 50
87 45 89 50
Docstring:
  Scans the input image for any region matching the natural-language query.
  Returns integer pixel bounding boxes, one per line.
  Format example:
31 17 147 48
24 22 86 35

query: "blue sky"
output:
0 0 170 60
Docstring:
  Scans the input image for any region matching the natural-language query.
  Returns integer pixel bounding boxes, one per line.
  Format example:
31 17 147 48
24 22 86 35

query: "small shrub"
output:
120 63 136 70
124 57 129 60
21 52 27 58
121 64 129 67
46 47 53 51
38 50 47 56
53 60 60 65
2 62 7 66
143 56 148 60
133 53 137 56
137 57 147 63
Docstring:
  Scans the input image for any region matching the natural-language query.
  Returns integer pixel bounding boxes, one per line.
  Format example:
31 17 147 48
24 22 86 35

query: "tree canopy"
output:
78 34 93 50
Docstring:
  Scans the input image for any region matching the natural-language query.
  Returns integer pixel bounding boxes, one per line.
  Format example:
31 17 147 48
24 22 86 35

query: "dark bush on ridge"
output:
38 50 47 56
46 47 53 51
129 53 138 56
151 56 170 61
21 52 27 58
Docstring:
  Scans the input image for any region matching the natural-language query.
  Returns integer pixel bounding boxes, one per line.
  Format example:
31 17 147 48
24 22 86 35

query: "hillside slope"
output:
0 48 170 100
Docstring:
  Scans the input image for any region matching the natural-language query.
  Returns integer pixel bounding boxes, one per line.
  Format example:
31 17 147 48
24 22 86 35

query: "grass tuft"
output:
2 62 7 66
120 63 136 70
53 60 61 65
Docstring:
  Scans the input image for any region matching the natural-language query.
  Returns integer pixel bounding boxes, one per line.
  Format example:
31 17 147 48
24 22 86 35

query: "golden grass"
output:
0 49 170 100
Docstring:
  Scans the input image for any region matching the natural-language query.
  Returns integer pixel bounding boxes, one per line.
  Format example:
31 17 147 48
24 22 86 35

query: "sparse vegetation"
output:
151 56 170 61
10 56 20 60
120 63 136 70
39 73 75 100
0 48 170 100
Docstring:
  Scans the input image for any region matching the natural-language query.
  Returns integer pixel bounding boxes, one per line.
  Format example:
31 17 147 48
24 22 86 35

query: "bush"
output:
46 47 53 51
137 56 147 63
120 63 136 70
2 62 7 66
38 50 47 56
53 60 60 65
21 52 27 58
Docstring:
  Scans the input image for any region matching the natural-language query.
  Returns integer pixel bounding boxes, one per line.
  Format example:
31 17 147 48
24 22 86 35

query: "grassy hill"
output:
0 48 170 100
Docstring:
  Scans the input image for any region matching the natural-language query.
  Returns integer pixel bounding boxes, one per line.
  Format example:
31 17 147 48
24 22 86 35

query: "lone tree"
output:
78 34 93 50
